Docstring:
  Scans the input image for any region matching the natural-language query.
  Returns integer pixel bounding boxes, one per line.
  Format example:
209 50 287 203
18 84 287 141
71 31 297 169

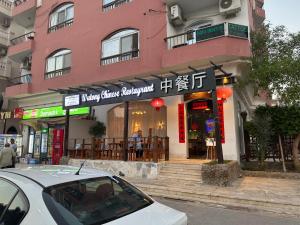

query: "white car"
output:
0 165 187 225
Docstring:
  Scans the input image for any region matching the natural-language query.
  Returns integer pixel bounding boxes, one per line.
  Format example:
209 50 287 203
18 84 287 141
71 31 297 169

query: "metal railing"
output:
68 136 169 163
0 0 12 9
0 29 9 45
10 31 35 45
44 67 71 79
101 49 139 65
8 73 32 85
48 19 74 33
103 0 130 12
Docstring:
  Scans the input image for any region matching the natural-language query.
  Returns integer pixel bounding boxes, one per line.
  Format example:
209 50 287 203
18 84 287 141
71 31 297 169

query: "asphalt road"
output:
155 197 300 225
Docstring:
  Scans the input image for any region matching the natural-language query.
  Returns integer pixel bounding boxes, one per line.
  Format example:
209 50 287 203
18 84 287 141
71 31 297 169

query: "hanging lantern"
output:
151 98 165 111
217 87 233 100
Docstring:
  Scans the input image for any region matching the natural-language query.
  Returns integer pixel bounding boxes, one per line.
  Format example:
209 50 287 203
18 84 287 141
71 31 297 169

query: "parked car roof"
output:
0 165 112 187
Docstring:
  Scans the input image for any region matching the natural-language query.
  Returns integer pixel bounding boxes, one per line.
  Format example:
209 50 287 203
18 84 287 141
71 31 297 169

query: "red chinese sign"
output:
217 100 225 143
192 101 208 110
178 103 185 143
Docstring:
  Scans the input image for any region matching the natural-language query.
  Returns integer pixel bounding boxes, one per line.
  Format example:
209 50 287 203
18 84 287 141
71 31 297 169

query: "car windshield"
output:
42 176 153 225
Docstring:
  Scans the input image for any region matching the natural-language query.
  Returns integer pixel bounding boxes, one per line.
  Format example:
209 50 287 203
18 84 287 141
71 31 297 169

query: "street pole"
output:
2 119 6 134
123 101 129 161
64 108 70 157
212 89 224 164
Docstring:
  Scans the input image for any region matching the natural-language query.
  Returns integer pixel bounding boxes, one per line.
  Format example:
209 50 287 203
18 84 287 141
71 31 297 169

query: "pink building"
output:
4 0 265 163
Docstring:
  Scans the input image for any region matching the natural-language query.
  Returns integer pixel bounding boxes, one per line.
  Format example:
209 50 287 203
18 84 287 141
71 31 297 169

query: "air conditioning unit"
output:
219 0 241 16
2 18 10 28
169 4 184 26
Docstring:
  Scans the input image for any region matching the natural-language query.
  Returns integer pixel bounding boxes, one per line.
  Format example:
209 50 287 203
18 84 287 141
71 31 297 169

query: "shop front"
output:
62 66 235 163
21 106 90 164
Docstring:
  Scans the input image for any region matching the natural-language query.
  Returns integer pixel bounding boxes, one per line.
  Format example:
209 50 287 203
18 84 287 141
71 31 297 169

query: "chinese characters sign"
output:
218 100 225 144
178 103 185 143
63 68 215 108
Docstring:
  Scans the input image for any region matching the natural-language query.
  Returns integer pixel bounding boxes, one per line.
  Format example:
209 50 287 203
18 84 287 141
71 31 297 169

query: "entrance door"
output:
187 100 213 159
52 129 64 165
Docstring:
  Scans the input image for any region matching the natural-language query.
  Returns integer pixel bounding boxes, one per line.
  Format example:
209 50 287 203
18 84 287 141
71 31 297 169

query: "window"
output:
43 176 153 225
49 3 74 33
0 179 29 225
107 102 167 138
103 0 131 12
45 49 71 79
101 29 139 65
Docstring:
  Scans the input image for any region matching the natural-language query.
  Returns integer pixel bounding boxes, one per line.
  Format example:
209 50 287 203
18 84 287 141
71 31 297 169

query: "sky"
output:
264 0 300 33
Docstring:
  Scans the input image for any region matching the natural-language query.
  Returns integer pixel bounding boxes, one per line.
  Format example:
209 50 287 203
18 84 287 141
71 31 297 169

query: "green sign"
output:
196 24 225 42
228 23 248 39
23 106 90 120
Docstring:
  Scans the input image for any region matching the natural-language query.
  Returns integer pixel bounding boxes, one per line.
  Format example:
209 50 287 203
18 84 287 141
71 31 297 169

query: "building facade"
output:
4 0 265 162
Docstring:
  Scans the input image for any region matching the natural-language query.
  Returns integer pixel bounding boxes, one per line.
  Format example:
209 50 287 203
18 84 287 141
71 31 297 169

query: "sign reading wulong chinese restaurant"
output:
64 68 216 108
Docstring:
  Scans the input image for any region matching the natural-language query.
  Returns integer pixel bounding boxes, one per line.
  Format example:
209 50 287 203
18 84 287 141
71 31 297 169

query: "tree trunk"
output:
293 133 300 171
278 135 286 173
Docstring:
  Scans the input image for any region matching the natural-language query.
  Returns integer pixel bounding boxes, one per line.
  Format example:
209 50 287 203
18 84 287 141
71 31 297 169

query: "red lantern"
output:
217 87 233 100
151 98 165 111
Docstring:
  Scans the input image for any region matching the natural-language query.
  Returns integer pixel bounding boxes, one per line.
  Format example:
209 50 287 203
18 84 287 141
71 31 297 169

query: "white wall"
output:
69 118 97 140
165 95 188 159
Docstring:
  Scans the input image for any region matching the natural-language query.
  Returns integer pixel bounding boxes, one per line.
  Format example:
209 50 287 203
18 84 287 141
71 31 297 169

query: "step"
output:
158 174 202 182
159 169 202 176
134 184 300 217
163 163 203 170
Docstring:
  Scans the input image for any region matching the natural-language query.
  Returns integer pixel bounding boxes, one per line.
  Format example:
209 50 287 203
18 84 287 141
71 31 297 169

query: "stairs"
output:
128 161 300 217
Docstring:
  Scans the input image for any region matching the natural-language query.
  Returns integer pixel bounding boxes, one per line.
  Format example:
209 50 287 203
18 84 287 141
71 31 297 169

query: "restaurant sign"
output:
64 68 216 108
0 108 24 120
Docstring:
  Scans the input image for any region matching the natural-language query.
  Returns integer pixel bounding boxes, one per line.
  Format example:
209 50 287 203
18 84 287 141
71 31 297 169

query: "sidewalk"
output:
130 176 300 217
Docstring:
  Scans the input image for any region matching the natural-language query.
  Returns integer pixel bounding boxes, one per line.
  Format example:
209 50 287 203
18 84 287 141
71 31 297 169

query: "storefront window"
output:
107 102 167 138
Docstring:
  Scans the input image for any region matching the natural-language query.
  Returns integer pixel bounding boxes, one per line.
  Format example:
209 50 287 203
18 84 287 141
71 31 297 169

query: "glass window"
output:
43 177 153 225
46 49 71 73
107 102 167 138
0 179 18 217
1 192 29 225
101 29 139 58
49 3 74 28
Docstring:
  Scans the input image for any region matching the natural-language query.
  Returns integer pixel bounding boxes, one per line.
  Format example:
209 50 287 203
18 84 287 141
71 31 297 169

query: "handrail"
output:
103 0 130 11
8 73 32 84
101 49 139 65
48 18 74 33
0 0 12 9
10 31 35 45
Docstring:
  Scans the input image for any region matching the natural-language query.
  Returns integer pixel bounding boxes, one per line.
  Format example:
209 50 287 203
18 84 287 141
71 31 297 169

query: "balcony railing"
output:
0 0 12 9
48 19 74 33
8 73 32 85
165 23 249 49
0 29 9 45
45 67 71 80
10 31 35 46
101 50 139 65
103 0 130 12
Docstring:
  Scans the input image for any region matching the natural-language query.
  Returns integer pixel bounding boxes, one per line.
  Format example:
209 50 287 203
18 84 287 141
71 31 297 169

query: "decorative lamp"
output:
216 87 233 100
151 98 165 111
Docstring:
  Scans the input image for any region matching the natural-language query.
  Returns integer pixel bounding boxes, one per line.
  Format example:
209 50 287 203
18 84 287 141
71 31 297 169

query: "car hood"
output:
105 202 187 225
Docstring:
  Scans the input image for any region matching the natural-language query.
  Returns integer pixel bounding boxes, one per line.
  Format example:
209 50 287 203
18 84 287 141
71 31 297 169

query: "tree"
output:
249 24 300 105
247 25 300 171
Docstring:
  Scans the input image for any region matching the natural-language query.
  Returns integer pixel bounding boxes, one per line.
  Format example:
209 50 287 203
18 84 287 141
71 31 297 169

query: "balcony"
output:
5 73 32 98
102 0 131 12
45 67 71 80
163 23 251 68
8 31 34 61
0 0 12 16
0 61 10 77
101 50 140 65
48 18 74 33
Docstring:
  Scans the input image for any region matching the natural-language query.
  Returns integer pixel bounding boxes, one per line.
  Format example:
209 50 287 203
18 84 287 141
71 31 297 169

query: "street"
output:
155 197 300 225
